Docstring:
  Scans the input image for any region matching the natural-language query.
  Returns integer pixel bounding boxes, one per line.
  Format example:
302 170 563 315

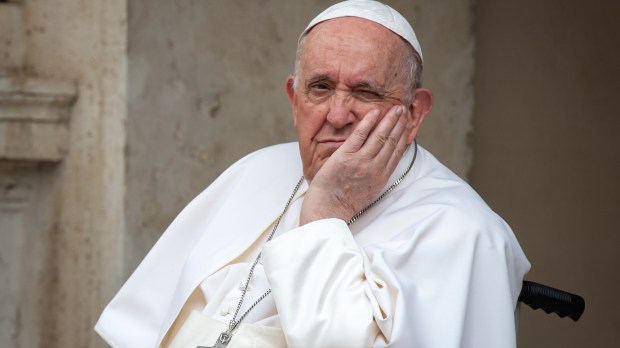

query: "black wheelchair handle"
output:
518 280 585 321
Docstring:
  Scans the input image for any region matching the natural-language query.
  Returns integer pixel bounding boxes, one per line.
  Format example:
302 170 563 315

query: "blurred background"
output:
0 0 618 346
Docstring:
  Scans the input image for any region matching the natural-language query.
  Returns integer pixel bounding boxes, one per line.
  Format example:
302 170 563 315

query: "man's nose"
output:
325 92 355 129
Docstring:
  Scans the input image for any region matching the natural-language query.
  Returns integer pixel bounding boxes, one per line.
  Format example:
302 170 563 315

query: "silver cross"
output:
197 331 231 348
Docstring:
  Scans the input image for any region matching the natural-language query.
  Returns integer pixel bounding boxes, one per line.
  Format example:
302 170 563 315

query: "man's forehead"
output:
300 18 404 80
301 0 423 62
305 16 399 44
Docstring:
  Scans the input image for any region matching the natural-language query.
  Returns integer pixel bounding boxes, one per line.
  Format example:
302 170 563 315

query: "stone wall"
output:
0 0 127 346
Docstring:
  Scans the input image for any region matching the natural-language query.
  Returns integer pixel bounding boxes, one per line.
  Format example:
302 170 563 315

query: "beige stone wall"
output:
0 1 23 73
0 161 57 348
0 0 127 346
472 0 620 346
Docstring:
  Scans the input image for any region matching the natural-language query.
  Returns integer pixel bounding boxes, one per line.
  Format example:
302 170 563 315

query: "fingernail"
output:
370 110 380 117
395 106 403 116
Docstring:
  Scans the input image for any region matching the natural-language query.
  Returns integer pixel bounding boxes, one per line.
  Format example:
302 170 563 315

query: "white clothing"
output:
95 143 530 347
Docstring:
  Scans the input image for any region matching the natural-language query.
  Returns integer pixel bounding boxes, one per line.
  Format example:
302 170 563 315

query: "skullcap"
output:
302 0 423 61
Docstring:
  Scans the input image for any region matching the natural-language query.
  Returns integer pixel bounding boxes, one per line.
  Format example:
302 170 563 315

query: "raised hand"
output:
300 105 409 225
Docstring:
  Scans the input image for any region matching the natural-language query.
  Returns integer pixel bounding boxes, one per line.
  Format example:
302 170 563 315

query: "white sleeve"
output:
262 218 379 348
262 213 528 348
364 211 529 348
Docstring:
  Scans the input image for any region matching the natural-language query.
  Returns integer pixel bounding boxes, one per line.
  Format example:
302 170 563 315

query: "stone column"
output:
0 0 127 346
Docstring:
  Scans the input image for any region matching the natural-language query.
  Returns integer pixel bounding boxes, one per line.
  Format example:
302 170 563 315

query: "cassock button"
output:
219 306 230 316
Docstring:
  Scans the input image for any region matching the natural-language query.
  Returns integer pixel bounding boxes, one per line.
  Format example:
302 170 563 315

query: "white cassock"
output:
95 143 530 348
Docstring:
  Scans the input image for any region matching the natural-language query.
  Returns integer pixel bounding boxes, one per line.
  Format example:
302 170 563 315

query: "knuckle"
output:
352 129 368 140
375 133 389 145
388 135 399 148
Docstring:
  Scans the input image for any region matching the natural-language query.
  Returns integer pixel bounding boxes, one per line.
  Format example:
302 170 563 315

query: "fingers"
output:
384 124 409 173
338 104 408 168
373 107 408 176
342 109 381 151
363 105 406 158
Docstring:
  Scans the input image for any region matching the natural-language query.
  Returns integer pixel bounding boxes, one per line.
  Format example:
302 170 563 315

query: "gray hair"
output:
292 33 423 104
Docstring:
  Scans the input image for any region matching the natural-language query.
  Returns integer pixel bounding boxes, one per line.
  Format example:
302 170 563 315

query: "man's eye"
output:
310 83 330 91
306 83 333 100
355 90 382 100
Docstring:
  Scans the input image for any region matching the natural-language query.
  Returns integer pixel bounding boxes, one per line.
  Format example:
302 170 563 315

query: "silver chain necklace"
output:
200 141 418 348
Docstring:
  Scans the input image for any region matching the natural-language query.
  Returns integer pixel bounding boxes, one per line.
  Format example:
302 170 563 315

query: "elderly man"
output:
96 1 529 347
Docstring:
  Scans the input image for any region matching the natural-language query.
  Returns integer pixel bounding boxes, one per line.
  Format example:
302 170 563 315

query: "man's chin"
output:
303 143 346 180
304 156 331 181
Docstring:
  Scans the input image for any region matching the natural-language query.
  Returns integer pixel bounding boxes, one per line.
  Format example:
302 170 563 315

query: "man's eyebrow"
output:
303 75 388 95
351 81 387 94
304 74 332 86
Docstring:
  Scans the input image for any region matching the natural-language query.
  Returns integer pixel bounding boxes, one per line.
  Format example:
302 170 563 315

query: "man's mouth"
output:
317 139 346 150
317 137 347 144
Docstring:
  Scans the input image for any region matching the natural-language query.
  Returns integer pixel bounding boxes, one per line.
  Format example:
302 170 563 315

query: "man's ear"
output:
285 76 296 104
285 76 298 126
406 88 433 144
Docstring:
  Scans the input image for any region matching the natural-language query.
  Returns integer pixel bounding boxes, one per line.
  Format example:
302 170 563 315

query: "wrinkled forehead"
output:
300 0 423 61
302 17 405 61
299 18 408 86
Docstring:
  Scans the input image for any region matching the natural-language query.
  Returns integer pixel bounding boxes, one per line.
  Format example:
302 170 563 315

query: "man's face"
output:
287 17 413 181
